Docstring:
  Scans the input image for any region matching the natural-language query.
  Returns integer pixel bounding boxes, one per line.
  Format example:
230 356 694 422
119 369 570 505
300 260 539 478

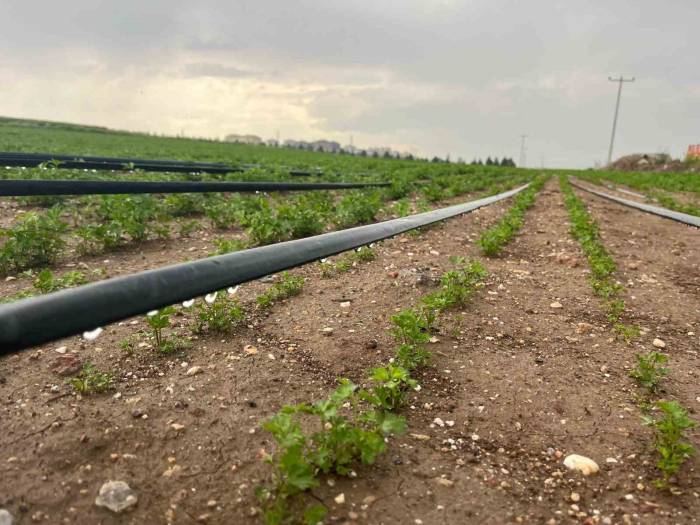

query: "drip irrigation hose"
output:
0 184 528 353
570 180 700 228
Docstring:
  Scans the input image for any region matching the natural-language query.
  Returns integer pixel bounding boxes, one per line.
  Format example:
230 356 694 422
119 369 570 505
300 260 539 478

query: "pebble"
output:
435 477 454 487
570 492 581 502
243 345 258 355
334 493 345 504
321 327 334 336
170 423 186 431
433 417 445 427
95 481 138 513
0 509 13 525
186 366 202 376
550 302 563 309
563 454 599 476
652 338 666 349
54 346 68 354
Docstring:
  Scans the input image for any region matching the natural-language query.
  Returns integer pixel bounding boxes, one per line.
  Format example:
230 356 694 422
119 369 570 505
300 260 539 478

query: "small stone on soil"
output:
186 366 203 376
652 338 666 349
550 302 563 309
0 509 13 525
563 454 599 476
95 481 138 513
334 493 345 504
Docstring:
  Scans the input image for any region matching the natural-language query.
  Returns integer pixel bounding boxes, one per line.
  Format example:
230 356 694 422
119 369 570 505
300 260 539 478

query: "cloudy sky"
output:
0 1 697 167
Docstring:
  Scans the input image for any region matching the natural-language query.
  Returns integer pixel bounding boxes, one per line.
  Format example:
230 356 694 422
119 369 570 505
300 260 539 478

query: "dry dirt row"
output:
1 179 698 524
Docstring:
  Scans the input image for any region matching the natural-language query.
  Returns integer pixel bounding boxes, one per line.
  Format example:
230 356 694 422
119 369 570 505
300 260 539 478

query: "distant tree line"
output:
470 157 516 167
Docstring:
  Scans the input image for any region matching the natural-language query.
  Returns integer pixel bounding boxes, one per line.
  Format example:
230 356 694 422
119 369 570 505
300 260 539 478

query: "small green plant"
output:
0 209 67 273
390 308 432 347
630 351 669 393
392 199 411 217
145 306 187 353
177 219 200 237
643 400 696 488
212 237 247 255
259 379 405 523
350 246 376 262
33 268 87 293
68 363 113 394
421 259 487 311
363 365 417 411
119 336 137 356
395 343 432 372
193 292 245 334
257 272 304 308
334 191 382 228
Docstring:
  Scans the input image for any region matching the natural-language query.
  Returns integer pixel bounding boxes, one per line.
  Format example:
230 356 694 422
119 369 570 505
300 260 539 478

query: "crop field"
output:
0 118 698 525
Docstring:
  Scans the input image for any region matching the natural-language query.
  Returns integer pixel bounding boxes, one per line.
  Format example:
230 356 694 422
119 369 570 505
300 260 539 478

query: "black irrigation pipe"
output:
0 152 240 174
570 179 700 228
0 151 230 169
0 179 390 197
0 184 528 354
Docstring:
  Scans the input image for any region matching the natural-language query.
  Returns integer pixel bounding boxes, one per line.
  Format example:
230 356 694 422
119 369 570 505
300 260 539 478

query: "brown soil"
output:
1 179 699 524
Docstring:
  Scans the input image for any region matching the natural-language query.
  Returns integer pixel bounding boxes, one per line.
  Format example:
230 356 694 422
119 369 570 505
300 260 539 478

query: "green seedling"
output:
33 268 87 293
68 363 113 394
363 365 417 411
350 246 376 263
212 237 247 255
630 351 669 393
177 219 200 238
257 272 304 308
643 400 696 488
145 306 187 353
193 292 245 334
259 379 405 524
390 308 432 347
0 209 67 273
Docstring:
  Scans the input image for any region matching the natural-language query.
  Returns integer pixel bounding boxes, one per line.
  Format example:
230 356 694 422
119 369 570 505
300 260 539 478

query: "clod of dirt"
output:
95 481 138 513
575 322 594 334
563 454 599 476
50 354 83 376
0 509 13 525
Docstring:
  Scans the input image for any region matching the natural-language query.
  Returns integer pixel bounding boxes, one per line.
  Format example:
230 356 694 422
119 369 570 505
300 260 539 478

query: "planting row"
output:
561 175 696 490
0 168 531 278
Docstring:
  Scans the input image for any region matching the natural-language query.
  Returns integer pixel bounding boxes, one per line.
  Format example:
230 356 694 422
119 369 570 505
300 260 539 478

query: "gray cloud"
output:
0 0 697 167
182 62 254 78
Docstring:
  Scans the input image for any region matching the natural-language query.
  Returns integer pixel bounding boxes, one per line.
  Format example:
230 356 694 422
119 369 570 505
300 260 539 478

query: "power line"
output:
606 76 635 166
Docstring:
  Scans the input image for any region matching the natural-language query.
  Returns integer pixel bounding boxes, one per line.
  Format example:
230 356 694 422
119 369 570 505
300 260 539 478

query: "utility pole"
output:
606 76 635 166
519 135 527 168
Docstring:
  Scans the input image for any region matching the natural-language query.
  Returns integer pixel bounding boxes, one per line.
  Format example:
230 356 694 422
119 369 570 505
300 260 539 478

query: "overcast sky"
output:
0 1 697 167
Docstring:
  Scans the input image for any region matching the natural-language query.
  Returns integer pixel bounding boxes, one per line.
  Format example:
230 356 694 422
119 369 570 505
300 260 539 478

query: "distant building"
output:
224 134 263 145
310 140 341 153
687 144 700 159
